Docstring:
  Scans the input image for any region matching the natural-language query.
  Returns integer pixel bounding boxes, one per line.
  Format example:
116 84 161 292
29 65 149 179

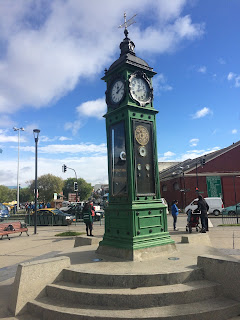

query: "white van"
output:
185 197 224 216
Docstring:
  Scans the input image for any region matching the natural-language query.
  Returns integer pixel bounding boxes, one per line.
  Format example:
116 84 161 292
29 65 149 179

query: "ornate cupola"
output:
119 28 135 56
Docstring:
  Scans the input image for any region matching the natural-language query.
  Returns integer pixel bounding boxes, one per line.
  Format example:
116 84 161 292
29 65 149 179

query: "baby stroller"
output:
186 209 200 233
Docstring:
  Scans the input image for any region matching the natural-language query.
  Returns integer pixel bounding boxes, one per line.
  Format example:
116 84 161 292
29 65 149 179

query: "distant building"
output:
93 184 109 195
158 162 180 172
159 141 240 209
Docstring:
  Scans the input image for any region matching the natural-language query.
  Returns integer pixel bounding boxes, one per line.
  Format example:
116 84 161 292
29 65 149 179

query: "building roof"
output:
159 140 240 180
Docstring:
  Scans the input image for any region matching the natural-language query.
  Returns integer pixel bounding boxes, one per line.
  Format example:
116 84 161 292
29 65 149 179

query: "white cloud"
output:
0 155 108 187
0 130 27 143
164 151 175 157
133 14 204 54
152 74 173 94
227 72 235 81
0 0 204 115
64 120 82 136
158 151 176 161
38 135 73 142
76 98 106 120
232 129 237 134
227 72 240 88
0 115 15 127
189 138 199 147
176 146 220 161
192 107 212 119
218 58 226 65
21 143 107 155
59 136 72 141
198 66 206 73
40 136 57 142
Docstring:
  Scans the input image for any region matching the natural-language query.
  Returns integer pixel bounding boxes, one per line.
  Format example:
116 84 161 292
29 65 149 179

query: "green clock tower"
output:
97 16 175 260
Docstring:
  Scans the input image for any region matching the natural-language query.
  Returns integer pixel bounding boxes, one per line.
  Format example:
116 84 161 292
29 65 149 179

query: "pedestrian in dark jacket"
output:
83 202 93 236
195 195 209 233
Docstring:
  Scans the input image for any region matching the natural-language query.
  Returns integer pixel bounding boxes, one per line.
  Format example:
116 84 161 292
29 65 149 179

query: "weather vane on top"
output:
119 12 137 38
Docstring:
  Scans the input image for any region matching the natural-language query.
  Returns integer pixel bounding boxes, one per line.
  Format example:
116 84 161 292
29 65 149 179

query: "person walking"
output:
171 200 179 231
196 195 209 233
83 202 93 236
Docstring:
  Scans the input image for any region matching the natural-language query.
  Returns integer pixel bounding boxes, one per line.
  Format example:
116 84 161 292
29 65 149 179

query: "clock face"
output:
110 79 125 104
129 76 150 103
135 125 149 145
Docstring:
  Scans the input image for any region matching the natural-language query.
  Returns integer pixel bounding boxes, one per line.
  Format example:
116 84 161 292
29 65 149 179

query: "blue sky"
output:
0 0 239 188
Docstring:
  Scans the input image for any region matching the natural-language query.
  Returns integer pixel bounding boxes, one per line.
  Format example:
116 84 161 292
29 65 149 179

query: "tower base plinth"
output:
96 242 177 261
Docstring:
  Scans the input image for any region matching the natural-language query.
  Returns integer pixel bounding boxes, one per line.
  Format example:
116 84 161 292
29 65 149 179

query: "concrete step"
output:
46 280 221 309
27 297 240 320
62 267 204 287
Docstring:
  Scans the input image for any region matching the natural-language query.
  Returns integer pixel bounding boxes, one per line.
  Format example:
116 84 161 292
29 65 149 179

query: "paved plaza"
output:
0 215 240 319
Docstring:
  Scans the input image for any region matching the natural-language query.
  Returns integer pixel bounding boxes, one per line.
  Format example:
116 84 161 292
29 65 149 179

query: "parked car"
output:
185 197 224 216
222 203 240 215
0 203 10 221
60 203 84 220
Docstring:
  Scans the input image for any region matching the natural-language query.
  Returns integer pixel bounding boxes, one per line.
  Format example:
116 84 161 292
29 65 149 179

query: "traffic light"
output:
195 187 199 192
201 158 206 166
62 164 67 173
74 182 78 192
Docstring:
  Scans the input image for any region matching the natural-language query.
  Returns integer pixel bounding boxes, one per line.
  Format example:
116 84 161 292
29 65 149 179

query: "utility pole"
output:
13 127 24 211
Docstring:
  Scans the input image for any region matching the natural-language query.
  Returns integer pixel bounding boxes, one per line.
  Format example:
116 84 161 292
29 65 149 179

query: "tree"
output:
0 185 16 202
19 188 34 203
29 174 64 203
63 178 92 201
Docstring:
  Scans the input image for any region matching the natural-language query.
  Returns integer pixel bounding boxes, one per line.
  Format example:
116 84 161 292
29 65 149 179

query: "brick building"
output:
159 141 240 210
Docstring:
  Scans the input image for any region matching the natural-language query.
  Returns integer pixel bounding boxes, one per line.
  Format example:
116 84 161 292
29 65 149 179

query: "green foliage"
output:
0 185 16 202
20 188 34 203
29 174 64 202
63 178 92 201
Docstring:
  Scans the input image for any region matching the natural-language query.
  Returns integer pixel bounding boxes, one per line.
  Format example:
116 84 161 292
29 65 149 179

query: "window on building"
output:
162 184 167 192
173 182 179 191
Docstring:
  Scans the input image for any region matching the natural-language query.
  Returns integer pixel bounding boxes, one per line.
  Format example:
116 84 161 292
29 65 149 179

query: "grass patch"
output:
218 224 240 227
55 231 84 237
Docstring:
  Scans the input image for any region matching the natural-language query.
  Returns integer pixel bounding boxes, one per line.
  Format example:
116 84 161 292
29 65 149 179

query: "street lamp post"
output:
13 127 24 212
33 129 40 235
195 156 206 192
195 162 198 189
179 165 189 209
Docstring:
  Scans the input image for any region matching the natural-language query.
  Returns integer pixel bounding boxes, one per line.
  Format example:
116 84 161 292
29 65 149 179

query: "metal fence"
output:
25 214 71 226
221 205 240 225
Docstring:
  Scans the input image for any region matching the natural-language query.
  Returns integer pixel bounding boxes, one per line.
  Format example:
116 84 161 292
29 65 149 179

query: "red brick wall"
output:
160 176 208 210
222 176 240 207
160 144 240 210
188 144 240 175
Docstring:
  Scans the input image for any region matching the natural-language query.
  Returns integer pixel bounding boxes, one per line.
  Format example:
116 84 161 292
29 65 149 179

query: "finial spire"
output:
119 12 137 38
119 12 137 57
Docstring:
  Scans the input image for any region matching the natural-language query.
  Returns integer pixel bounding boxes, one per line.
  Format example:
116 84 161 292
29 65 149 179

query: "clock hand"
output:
116 85 123 94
